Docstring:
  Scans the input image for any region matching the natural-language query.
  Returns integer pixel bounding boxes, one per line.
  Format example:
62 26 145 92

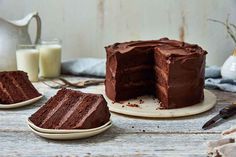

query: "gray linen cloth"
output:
61 58 106 78
205 66 236 92
61 58 236 92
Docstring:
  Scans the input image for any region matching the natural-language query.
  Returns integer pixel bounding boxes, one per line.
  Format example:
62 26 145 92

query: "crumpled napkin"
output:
208 126 236 157
205 66 236 92
61 58 106 78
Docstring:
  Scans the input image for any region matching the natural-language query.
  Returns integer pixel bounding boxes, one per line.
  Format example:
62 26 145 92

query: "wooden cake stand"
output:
85 85 216 118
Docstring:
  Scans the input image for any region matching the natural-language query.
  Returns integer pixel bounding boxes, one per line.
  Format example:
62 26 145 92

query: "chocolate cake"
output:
29 88 110 129
105 38 207 109
0 71 41 104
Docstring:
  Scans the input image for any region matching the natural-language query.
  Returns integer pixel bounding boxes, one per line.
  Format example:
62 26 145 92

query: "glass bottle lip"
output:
39 39 61 45
17 39 62 49
17 44 37 49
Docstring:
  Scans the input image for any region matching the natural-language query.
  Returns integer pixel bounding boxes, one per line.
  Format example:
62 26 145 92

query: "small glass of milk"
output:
38 39 62 78
16 45 39 82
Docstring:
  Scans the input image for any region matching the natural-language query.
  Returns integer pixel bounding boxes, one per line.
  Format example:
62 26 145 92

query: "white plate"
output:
28 123 112 140
0 95 43 109
85 86 217 118
27 119 112 134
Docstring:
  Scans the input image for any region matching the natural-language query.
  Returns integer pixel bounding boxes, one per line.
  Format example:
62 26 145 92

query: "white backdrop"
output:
0 0 235 66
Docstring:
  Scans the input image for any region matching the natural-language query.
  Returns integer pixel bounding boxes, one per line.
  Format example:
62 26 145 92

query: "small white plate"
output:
28 123 112 140
86 86 217 118
27 119 112 134
0 95 43 109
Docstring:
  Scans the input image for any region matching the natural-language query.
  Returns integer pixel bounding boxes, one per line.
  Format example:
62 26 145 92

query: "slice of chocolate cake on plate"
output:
29 88 110 129
0 71 41 104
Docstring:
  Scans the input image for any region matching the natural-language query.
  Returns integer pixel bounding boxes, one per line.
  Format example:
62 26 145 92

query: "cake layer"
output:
55 94 89 129
10 72 41 99
29 88 110 129
115 64 153 74
106 47 154 72
60 95 108 129
154 65 204 87
106 82 154 101
107 78 154 90
106 77 154 101
107 65 154 84
155 83 204 109
0 71 41 104
29 89 68 127
0 83 13 104
0 74 27 103
39 91 83 129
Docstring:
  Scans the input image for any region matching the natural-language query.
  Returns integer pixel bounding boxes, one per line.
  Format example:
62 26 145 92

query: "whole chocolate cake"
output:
105 38 207 109
29 88 110 129
0 71 41 104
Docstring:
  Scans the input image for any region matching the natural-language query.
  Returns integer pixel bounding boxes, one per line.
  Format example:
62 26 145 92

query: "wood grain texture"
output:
0 77 236 156
0 132 220 157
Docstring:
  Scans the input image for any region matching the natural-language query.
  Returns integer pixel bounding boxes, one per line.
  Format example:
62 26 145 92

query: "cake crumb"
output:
127 103 139 108
122 105 125 108
156 106 164 110
118 101 125 104
156 100 161 104
112 101 115 104
139 99 144 104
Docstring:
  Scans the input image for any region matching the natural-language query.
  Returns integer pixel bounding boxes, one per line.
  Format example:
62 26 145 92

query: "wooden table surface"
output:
1 76 236 157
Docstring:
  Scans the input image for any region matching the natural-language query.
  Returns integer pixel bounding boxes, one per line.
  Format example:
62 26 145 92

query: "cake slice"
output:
0 71 41 104
29 88 110 129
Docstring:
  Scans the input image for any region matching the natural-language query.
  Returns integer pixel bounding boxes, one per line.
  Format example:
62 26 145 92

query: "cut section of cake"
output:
154 39 206 108
105 38 207 109
29 88 110 129
0 71 41 104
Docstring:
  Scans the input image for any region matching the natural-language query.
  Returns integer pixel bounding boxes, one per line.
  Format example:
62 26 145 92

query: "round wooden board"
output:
85 85 216 118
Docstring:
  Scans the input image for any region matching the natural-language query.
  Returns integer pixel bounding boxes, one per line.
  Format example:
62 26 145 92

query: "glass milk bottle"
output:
38 39 62 78
16 45 39 82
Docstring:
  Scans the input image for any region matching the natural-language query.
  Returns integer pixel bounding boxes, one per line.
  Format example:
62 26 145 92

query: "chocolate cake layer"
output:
29 88 110 129
0 71 41 104
107 65 154 83
105 38 207 109
10 72 41 100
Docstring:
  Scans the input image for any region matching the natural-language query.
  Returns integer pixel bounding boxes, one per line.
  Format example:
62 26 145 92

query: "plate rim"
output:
107 89 217 118
0 95 43 109
27 119 112 134
27 123 112 140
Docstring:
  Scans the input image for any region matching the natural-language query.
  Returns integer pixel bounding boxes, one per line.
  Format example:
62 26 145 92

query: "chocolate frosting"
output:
105 38 206 56
105 38 207 109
